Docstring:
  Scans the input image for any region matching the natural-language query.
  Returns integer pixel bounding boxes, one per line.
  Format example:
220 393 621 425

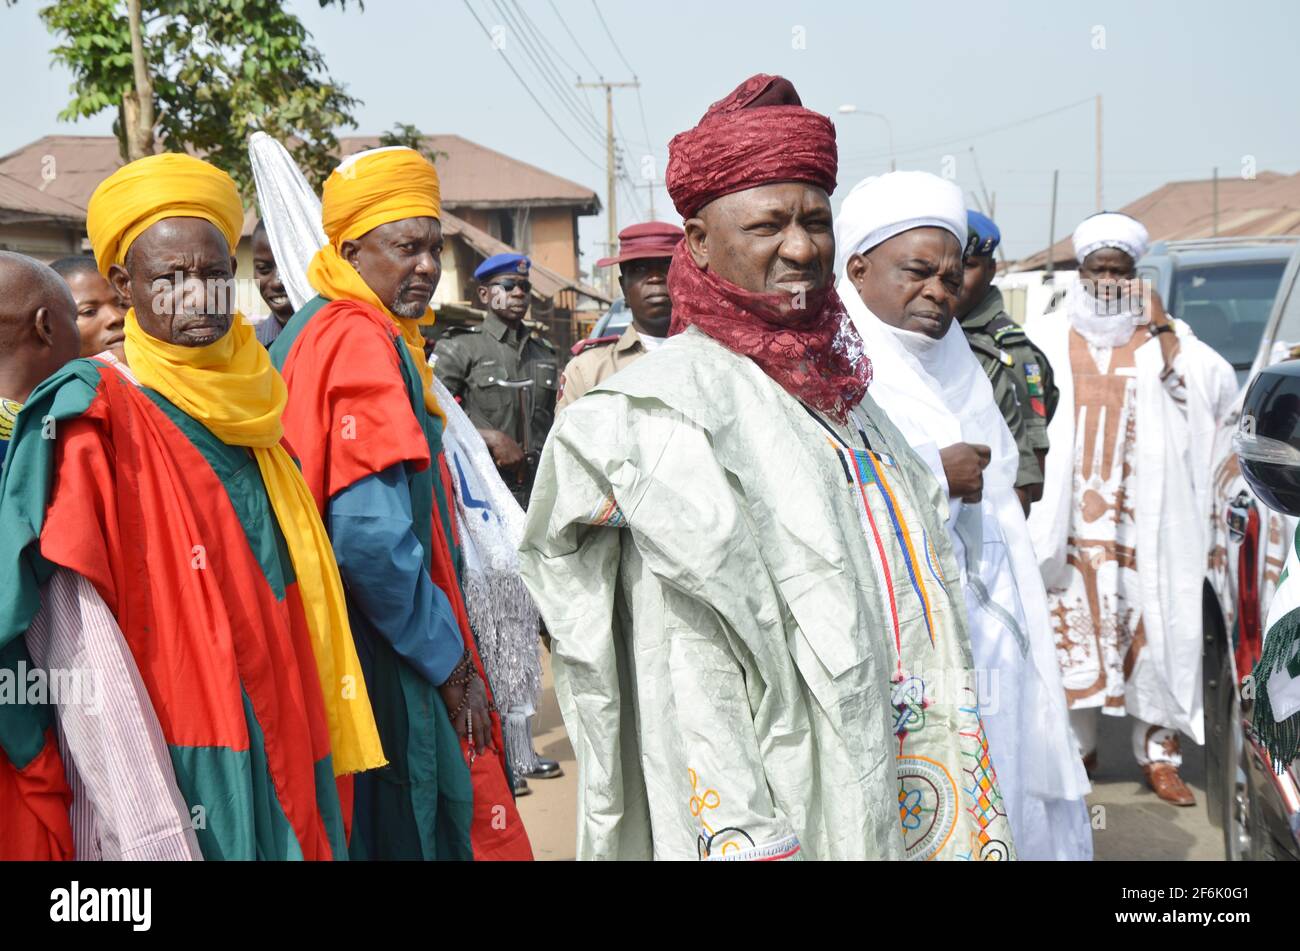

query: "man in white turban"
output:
1024 211 1237 805
835 171 1092 858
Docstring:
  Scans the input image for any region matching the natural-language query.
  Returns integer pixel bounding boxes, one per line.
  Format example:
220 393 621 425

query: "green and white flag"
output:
1254 521 1300 772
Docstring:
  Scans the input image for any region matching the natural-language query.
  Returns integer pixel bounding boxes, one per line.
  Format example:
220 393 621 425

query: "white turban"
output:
834 170 967 278
1072 211 1149 265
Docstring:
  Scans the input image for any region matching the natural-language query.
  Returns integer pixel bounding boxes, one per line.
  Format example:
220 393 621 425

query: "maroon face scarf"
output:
664 74 871 421
666 241 871 422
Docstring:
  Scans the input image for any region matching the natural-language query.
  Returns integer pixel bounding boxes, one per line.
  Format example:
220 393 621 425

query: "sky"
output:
3 0 1299 271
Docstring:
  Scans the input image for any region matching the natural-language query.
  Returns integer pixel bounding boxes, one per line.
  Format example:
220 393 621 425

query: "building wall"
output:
447 205 582 282
457 208 495 237
528 207 578 280
0 222 84 262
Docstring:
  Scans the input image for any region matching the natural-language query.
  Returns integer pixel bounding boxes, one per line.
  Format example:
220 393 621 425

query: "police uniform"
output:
960 211 1060 492
557 326 657 410
433 254 559 501
557 222 684 410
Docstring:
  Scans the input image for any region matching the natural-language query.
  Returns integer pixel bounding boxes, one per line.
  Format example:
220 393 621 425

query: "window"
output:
1170 261 1288 386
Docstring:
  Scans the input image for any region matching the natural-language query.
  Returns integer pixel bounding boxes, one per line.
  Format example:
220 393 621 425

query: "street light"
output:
838 104 896 172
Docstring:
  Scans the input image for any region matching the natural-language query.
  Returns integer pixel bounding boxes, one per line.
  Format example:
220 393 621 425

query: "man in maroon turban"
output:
520 75 1014 861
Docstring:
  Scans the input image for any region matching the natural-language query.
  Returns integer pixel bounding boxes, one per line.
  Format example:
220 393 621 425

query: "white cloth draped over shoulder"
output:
838 277 1092 859
1025 301 1238 743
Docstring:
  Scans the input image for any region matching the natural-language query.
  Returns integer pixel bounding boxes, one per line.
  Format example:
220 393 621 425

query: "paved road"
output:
513 651 578 861
515 652 1226 861
1088 712 1223 860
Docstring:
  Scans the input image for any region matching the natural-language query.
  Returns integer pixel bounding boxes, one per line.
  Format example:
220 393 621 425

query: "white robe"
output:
840 280 1092 860
1025 310 1238 742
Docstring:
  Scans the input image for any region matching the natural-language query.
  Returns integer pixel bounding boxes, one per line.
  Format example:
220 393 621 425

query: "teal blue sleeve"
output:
328 465 464 686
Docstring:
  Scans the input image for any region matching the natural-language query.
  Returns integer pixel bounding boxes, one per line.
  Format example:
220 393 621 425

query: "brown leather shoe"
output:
1142 763 1196 807
1082 751 1098 779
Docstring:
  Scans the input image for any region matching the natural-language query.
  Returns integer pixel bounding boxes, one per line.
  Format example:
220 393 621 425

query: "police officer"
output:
558 221 684 410
957 210 1060 511
434 253 559 507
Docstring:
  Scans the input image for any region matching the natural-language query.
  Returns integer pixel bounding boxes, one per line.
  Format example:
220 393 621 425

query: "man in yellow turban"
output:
0 152 386 861
269 146 532 861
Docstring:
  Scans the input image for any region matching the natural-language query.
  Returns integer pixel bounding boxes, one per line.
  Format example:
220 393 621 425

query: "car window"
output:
1268 260 1300 365
1169 261 1287 386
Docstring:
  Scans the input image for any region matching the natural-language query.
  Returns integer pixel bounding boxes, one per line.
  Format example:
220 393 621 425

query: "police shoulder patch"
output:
569 334 619 357
990 322 1027 346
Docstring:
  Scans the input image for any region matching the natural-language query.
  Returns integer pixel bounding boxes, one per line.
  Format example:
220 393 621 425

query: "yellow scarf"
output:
307 246 444 425
124 309 386 776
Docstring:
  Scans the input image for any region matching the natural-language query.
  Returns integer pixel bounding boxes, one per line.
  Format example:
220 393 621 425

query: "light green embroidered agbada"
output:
519 328 1014 861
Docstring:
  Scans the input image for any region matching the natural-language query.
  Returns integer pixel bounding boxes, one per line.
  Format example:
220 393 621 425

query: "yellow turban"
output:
86 153 244 276
308 146 445 422
320 145 441 244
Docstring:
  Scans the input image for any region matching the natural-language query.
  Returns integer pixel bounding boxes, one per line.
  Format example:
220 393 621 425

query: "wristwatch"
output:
1148 322 1174 338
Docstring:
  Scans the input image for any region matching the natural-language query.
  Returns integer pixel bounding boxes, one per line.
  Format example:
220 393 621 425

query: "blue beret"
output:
965 210 1000 257
474 253 531 281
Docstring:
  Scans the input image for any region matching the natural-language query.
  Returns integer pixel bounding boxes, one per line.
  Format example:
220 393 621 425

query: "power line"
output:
491 0 605 146
512 0 584 82
509 0 603 144
588 0 658 205
590 0 637 79
839 97 1094 163
547 0 602 79
501 0 604 139
461 0 604 171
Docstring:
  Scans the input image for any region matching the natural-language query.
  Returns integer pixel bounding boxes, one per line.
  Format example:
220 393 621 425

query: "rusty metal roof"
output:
1018 171 1300 269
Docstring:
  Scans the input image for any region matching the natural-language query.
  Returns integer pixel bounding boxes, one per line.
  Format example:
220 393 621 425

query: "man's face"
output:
251 229 294 324
477 271 531 323
64 268 126 358
846 227 964 339
955 253 997 320
618 257 673 337
685 182 835 300
342 216 443 319
109 217 237 347
1078 247 1136 306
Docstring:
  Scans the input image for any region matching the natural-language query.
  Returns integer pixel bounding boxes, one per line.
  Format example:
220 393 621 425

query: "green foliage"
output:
377 123 448 165
37 0 361 196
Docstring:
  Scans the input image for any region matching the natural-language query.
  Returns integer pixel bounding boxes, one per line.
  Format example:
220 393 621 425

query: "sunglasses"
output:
490 279 532 295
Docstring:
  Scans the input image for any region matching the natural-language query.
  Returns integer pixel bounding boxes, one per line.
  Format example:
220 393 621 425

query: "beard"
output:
389 276 432 318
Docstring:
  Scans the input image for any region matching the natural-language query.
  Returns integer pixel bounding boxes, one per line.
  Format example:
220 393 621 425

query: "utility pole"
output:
577 80 639 276
1213 166 1220 235
1047 169 1060 280
1095 94 1103 212
637 179 664 220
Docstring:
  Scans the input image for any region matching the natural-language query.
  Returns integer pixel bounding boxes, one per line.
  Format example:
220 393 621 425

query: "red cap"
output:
596 221 684 268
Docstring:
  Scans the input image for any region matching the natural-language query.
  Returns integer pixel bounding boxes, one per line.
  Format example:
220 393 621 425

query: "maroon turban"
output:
666 74 839 218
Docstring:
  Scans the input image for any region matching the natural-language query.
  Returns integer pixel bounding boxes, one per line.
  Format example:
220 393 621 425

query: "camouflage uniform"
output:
961 286 1059 490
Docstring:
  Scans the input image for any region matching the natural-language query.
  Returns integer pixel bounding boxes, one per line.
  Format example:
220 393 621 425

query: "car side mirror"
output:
1235 360 1300 515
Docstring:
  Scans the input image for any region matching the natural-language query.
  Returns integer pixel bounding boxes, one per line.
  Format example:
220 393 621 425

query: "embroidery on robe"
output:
851 445 937 647
588 492 626 528
958 693 1009 861
896 754 959 861
688 767 800 861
